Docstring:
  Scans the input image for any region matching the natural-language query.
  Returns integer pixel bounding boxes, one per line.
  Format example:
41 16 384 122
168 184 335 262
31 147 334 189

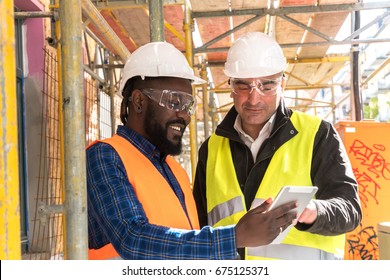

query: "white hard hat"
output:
224 32 287 78
119 42 205 94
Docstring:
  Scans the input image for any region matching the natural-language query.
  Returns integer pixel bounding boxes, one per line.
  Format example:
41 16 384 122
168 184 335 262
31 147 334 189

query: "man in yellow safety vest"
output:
193 32 362 260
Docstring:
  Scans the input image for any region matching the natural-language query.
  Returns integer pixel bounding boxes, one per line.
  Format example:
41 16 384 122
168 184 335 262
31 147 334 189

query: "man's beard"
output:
144 104 185 156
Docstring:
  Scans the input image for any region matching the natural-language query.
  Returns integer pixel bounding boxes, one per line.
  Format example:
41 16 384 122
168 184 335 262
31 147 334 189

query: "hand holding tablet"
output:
268 186 318 244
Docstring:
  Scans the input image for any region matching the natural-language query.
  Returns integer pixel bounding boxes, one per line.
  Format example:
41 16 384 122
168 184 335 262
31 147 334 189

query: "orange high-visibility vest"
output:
88 134 200 260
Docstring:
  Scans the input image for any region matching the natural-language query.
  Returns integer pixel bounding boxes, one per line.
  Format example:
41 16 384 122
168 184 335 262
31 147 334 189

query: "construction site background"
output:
1 0 389 260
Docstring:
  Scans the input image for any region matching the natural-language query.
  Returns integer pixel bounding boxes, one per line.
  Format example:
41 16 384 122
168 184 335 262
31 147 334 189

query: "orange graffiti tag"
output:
353 168 381 208
349 140 390 180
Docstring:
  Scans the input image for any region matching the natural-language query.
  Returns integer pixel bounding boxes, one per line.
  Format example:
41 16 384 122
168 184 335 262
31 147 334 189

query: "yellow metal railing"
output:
0 0 21 260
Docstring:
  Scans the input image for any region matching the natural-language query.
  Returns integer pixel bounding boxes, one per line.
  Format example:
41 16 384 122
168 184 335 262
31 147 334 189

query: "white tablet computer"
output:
268 186 318 244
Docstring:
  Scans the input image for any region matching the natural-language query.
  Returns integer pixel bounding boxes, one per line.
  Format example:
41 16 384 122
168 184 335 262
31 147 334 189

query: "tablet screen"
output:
269 186 318 244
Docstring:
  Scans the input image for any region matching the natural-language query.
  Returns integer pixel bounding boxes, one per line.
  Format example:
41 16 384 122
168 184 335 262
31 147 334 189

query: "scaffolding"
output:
2 0 390 260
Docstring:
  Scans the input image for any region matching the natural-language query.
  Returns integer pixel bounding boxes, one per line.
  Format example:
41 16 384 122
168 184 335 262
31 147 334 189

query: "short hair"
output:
119 76 167 124
120 76 140 124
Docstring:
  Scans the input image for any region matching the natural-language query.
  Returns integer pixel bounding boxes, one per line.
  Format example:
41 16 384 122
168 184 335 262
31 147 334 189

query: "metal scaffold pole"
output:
109 54 117 136
0 0 21 260
184 0 198 182
149 0 165 42
81 0 131 62
59 0 88 259
200 62 210 139
351 10 363 121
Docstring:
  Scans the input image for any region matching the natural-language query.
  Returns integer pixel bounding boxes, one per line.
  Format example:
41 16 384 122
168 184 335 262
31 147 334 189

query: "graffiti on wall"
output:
346 225 379 260
345 138 390 260
349 139 389 208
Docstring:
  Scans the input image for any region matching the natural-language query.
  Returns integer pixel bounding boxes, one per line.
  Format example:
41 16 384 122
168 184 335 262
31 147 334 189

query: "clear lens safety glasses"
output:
230 77 282 96
140 88 197 116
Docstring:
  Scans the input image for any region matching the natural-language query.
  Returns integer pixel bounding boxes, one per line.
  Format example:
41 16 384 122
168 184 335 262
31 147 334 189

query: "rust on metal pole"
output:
59 0 88 259
149 0 165 42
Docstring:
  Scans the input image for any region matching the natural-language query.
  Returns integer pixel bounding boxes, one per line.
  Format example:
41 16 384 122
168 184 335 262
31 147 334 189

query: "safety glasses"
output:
139 88 197 116
230 77 283 96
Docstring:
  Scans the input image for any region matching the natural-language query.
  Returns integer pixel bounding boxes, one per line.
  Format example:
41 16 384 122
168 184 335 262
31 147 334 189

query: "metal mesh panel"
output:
26 47 63 260
24 47 120 259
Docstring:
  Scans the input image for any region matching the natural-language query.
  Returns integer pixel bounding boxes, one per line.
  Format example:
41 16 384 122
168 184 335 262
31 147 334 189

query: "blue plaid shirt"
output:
87 125 237 259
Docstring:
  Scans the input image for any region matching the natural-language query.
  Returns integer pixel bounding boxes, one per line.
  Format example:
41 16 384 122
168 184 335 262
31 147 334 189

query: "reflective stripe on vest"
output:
88 134 200 260
206 111 345 260
247 244 340 260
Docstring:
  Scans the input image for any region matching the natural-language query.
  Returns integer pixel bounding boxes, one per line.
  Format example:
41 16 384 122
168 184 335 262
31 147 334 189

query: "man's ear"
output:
130 89 146 111
281 75 287 90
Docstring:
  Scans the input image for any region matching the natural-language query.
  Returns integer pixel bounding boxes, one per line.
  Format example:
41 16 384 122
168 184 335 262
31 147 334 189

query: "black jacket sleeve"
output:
295 120 362 235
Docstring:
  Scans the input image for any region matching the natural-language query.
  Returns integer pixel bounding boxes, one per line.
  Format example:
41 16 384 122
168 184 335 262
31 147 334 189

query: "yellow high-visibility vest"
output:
206 111 345 260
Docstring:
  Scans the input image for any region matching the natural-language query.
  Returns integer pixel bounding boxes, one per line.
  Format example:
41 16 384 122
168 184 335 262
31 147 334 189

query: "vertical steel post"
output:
149 0 164 42
184 0 197 182
0 0 21 260
351 11 363 121
59 0 88 259
210 91 217 133
331 82 336 124
200 62 210 139
51 0 68 258
109 54 116 136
